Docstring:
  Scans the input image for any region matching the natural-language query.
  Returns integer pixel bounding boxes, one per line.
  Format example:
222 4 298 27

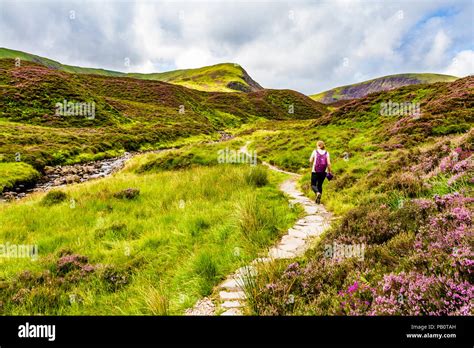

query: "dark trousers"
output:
311 172 326 194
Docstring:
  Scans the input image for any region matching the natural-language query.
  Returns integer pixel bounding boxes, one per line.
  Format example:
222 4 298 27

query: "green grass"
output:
0 55 471 317
0 154 299 315
0 58 325 175
238 78 473 315
0 162 40 191
128 63 261 92
238 120 381 215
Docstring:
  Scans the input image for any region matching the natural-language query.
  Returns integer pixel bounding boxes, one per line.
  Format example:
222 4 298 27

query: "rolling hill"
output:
0 54 472 317
127 63 263 92
233 76 473 316
310 73 459 104
0 47 263 93
0 58 326 172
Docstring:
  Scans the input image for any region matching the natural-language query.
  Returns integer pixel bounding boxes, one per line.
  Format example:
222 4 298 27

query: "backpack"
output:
313 151 328 172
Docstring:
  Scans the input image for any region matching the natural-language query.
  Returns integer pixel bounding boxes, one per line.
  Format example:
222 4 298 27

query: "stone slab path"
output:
185 143 332 316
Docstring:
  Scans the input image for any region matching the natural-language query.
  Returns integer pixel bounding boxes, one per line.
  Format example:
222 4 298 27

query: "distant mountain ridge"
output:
310 73 459 104
1 47 461 103
0 47 263 93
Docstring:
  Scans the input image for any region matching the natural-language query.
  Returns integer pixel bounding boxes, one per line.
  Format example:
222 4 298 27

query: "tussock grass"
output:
244 166 269 187
40 190 68 206
0 157 298 315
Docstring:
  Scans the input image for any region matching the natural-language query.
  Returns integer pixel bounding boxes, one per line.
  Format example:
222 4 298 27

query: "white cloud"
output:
0 0 472 94
444 50 474 77
175 47 215 69
425 30 452 67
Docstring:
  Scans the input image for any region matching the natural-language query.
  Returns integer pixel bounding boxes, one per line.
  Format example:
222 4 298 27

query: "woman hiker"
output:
309 140 332 204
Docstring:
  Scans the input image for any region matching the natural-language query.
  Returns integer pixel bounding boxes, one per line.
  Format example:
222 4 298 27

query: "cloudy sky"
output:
0 0 472 94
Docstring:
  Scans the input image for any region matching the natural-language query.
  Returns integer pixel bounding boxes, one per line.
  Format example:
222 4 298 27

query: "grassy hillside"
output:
0 58 326 189
0 55 471 316
311 73 459 104
128 63 263 92
0 144 300 314
0 48 262 93
238 77 473 315
0 47 124 77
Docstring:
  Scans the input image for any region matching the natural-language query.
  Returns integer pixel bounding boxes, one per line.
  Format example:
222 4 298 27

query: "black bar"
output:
0 316 471 347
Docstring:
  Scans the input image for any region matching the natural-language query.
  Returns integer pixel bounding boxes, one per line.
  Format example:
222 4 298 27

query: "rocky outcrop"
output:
226 81 252 92
226 67 263 93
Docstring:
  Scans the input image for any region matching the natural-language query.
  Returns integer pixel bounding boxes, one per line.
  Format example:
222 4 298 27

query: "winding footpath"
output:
2 136 333 315
185 143 333 316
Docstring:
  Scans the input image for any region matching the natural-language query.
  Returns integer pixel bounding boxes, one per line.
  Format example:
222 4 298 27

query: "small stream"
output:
0 150 158 202
1 131 235 202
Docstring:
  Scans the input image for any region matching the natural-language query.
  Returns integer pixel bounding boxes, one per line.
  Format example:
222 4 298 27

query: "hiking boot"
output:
315 193 321 204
